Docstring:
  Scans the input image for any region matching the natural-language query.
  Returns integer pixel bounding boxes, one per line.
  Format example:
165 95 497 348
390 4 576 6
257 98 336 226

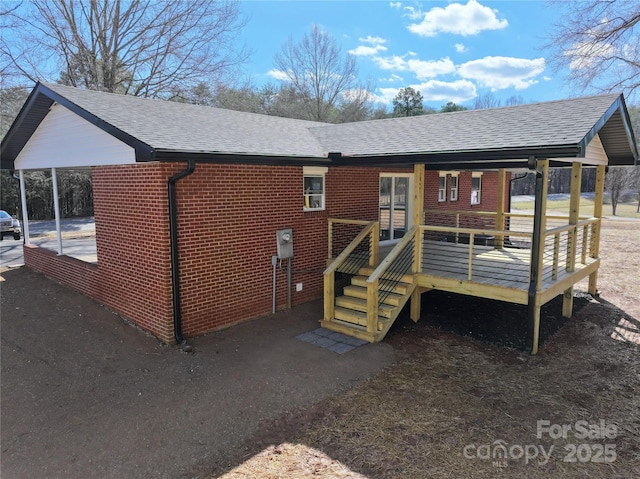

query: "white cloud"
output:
377 80 477 106
457 56 545 90
565 38 616 70
455 43 467 53
403 6 424 20
373 55 410 71
389 2 402 8
349 36 388 56
412 80 478 102
349 45 388 56
407 57 456 79
381 73 404 83
360 35 386 46
408 0 508 37
377 87 404 105
267 69 289 81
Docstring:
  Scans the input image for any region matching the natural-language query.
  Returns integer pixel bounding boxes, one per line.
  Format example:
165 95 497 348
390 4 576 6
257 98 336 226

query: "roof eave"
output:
153 149 332 167
330 145 583 169
579 94 639 166
1 82 155 170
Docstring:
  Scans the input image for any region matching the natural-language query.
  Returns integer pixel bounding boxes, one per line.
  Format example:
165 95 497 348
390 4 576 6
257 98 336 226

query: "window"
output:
450 174 459 201
438 174 446 202
303 166 327 211
471 173 482 205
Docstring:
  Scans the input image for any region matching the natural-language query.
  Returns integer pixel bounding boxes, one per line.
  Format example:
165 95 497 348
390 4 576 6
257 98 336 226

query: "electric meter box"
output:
276 228 293 259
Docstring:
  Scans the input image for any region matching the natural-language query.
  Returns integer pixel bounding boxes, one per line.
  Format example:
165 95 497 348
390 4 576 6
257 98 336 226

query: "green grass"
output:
512 197 640 218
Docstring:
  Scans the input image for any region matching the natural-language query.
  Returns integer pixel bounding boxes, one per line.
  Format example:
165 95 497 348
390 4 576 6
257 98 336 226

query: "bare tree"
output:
1 0 248 98
605 166 635 215
545 0 640 101
504 95 525 106
273 24 371 122
473 92 501 109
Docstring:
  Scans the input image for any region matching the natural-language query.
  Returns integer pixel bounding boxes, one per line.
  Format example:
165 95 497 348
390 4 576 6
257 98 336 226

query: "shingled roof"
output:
312 94 638 166
1 82 637 170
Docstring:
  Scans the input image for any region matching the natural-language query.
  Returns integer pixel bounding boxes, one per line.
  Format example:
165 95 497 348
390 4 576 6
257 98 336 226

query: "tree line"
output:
1 0 639 219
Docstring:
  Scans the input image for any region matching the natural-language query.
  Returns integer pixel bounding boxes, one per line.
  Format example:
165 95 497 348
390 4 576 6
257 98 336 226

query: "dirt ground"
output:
210 218 640 479
1 219 638 479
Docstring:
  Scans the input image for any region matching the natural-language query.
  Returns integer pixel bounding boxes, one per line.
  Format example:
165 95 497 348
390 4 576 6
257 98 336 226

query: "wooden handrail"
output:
366 226 417 284
543 217 599 237
425 209 591 221
421 225 533 239
328 218 372 226
324 221 377 276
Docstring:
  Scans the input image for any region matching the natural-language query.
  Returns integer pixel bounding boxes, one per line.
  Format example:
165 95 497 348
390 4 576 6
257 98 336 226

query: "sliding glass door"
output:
379 174 413 244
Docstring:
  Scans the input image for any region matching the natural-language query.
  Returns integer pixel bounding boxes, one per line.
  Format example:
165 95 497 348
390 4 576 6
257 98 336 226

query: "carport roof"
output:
1 82 637 170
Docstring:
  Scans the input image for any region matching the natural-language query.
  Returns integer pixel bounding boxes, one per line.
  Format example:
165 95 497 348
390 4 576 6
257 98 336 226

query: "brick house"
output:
1 83 637 352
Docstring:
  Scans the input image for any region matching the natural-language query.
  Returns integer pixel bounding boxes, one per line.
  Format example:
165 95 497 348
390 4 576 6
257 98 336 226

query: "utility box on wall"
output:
276 228 293 259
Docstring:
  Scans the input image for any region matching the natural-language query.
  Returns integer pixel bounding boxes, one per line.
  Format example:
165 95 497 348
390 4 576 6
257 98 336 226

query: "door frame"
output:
379 173 414 246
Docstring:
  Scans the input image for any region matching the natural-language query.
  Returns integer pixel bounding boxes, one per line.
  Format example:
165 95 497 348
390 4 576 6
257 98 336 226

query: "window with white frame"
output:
303 166 327 211
438 173 446 202
471 172 482 205
450 173 459 201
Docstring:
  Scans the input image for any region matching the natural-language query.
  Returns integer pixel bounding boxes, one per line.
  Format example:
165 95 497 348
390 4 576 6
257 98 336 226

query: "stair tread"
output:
336 295 395 309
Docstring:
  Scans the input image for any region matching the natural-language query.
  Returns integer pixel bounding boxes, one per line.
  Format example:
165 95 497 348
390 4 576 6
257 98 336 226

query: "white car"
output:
0 210 21 240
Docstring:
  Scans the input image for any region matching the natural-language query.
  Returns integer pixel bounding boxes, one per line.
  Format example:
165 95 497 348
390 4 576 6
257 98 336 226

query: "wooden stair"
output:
321 267 416 342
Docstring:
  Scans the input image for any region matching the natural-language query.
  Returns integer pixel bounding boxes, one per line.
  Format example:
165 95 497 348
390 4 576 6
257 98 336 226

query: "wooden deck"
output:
323 214 602 350
417 239 599 305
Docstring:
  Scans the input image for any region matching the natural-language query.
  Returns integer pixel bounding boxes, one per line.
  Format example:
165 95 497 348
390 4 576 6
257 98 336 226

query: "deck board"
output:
419 239 595 294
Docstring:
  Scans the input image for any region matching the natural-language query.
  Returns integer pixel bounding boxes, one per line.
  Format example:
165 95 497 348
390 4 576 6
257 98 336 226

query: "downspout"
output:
168 159 195 351
508 172 529 213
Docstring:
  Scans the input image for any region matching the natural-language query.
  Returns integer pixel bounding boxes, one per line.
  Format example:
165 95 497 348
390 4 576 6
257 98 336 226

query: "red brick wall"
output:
24 162 506 341
25 163 175 342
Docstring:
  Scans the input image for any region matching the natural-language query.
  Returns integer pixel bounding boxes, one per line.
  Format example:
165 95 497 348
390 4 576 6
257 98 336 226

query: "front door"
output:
379 174 413 244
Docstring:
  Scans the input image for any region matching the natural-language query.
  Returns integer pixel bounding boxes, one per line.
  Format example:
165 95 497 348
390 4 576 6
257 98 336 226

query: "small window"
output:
303 167 327 211
471 173 482 205
438 174 446 202
450 175 458 201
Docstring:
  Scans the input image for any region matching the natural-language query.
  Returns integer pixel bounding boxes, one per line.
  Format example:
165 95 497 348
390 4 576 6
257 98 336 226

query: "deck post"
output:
411 164 425 318
323 273 335 323
413 164 425 228
588 165 606 295
527 158 549 355
563 162 582 317
370 222 379 266
495 168 507 249
366 280 379 333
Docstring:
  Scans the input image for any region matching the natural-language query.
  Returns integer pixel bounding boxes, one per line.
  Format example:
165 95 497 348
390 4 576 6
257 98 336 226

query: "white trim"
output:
438 174 446 202
303 166 328 175
379 173 414 245
450 174 458 201
15 103 136 170
19 170 30 244
51 168 63 255
471 174 482 205
303 166 327 211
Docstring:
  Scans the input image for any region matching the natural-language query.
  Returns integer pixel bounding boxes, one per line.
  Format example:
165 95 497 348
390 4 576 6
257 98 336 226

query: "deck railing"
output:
365 226 417 332
324 219 379 323
419 211 600 287
419 225 533 281
542 217 600 282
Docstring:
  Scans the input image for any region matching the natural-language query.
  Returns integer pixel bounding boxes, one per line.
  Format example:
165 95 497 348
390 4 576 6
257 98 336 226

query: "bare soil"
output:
211 218 640 479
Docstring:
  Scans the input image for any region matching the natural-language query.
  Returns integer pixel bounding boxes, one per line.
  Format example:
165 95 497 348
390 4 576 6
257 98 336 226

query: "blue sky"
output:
238 0 571 109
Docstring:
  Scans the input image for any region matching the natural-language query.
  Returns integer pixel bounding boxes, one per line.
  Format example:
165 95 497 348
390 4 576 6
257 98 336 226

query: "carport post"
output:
18 169 30 244
51 168 63 255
